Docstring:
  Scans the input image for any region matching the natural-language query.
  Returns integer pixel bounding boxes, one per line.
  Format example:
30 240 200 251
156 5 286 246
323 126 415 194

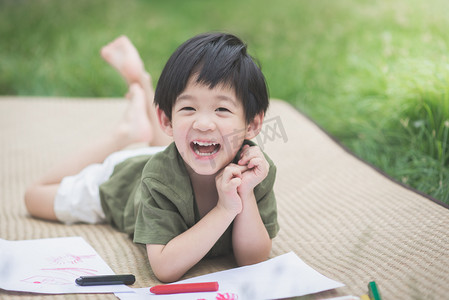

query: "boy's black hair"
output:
154 32 269 123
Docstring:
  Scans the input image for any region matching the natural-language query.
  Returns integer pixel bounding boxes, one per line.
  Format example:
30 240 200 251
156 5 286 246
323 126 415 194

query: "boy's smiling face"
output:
158 77 260 176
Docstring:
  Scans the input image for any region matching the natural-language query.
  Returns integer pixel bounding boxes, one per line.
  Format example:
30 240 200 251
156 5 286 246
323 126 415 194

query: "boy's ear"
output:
245 113 264 140
156 107 173 137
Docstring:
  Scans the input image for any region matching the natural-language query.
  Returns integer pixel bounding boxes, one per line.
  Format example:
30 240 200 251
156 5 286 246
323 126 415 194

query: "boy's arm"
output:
146 205 236 283
232 144 273 265
146 165 243 283
232 191 272 266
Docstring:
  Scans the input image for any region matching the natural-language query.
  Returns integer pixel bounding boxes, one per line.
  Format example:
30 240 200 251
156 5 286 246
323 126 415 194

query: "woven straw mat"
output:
1 97 448 300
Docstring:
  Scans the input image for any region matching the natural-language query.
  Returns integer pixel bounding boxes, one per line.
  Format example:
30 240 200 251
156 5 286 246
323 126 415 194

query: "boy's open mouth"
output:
191 141 221 157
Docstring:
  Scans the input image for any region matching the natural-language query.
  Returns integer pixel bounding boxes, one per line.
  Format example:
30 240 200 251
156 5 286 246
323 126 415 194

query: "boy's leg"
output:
24 184 60 221
25 84 152 221
101 35 172 146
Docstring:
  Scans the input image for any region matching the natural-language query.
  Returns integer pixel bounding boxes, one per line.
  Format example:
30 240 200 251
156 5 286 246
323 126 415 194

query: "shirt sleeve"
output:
254 153 280 239
132 176 194 245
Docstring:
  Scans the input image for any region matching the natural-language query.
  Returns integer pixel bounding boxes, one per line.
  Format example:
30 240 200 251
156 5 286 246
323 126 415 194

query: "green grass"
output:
1 0 448 204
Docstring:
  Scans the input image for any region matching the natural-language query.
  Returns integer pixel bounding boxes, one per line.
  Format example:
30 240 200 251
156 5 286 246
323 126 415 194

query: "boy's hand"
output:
215 164 245 215
237 145 269 197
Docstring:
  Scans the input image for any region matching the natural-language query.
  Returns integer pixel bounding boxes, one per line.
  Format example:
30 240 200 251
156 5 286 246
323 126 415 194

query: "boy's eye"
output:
216 107 231 113
181 107 195 111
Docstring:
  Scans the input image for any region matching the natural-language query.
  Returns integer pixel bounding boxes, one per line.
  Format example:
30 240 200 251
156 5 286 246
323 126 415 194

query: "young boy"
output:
24 33 279 283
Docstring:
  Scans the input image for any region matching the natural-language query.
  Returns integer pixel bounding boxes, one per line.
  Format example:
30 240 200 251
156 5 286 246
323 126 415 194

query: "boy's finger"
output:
233 163 249 173
229 177 242 188
223 164 242 179
239 147 262 165
246 157 264 169
223 164 249 182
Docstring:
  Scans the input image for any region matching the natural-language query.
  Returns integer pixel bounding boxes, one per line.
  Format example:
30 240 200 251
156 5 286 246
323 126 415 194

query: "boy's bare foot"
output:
101 35 145 85
103 35 172 147
116 84 153 146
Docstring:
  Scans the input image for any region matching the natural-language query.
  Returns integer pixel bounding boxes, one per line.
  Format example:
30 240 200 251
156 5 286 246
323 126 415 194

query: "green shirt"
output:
99 140 279 257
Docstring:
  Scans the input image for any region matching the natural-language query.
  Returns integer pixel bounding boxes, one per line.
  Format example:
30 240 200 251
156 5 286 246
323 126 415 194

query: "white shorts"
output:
54 146 166 224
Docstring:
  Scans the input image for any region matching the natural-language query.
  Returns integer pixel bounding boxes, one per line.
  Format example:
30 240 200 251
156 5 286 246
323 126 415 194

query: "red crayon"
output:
150 281 219 295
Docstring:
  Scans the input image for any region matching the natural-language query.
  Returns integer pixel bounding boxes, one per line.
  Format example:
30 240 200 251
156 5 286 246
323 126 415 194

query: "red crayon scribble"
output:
21 267 99 286
49 254 97 265
21 276 71 285
216 293 238 300
40 267 99 276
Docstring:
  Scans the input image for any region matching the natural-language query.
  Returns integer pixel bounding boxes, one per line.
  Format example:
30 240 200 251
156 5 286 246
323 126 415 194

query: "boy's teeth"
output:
192 141 220 156
194 148 219 156
193 141 218 146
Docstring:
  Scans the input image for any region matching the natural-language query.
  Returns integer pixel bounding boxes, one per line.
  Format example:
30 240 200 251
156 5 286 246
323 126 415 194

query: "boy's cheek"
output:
222 134 246 155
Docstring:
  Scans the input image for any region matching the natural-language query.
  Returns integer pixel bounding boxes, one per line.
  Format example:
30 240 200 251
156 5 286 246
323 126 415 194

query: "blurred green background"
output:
1 0 448 204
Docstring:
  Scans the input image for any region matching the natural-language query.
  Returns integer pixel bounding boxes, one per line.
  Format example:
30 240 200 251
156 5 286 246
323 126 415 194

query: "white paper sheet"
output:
0 237 132 294
115 252 344 300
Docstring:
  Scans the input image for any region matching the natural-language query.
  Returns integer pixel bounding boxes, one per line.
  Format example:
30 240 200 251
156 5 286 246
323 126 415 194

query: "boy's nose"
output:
193 115 216 131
